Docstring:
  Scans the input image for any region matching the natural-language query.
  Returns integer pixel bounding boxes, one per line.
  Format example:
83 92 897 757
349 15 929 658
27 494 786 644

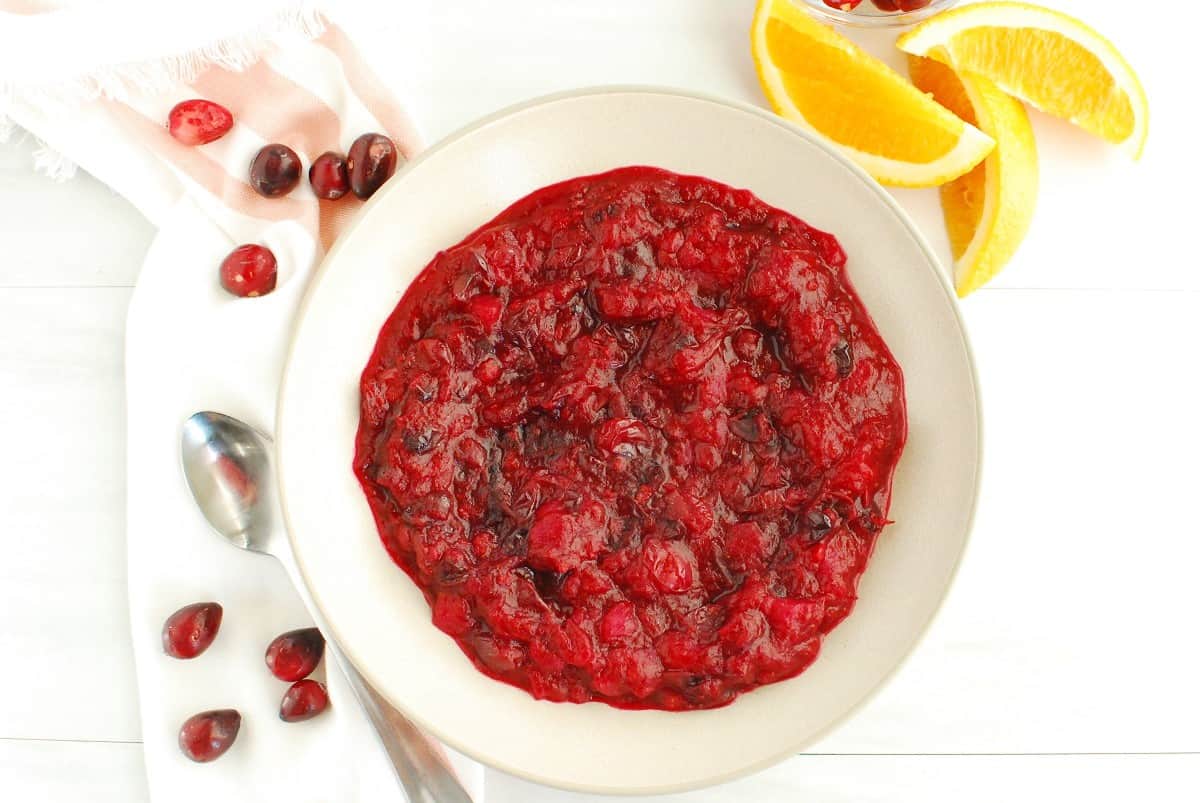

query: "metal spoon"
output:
181 411 473 803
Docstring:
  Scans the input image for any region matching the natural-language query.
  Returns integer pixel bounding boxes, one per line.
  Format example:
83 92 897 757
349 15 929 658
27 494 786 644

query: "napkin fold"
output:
2 2 484 801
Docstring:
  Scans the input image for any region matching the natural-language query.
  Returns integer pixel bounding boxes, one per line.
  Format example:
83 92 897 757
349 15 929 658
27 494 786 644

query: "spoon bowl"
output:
181 412 274 554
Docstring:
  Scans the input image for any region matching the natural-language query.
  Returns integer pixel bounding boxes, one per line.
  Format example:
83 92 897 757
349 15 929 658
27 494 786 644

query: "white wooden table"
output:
2 1 1197 799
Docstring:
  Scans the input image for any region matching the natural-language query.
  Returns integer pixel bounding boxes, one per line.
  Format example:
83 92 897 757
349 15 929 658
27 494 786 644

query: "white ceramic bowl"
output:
277 87 981 795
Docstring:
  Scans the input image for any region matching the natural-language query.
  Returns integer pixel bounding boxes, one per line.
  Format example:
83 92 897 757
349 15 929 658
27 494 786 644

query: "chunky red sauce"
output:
354 167 906 710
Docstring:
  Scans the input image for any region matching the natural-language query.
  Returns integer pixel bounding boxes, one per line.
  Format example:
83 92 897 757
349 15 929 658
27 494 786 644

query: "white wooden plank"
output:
0 288 141 741
0 137 154 288
488 754 1200 803
0 740 149 802
1 741 1195 803
3 287 1196 756
0 6 1193 792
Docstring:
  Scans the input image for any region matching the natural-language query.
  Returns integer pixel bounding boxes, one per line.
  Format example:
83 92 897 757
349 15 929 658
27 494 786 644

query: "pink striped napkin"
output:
3 2 485 801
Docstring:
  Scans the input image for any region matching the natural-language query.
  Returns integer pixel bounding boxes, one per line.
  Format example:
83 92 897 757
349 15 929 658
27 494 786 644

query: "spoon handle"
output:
338 660 475 803
275 547 474 803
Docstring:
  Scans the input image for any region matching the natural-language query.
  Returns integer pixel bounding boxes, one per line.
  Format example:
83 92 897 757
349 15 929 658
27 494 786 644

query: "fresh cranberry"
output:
219 244 277 297
167 100 233 146
249 143 302 197
265 627 325 681
178 710 241 763
279 679 329 722
309 152 350 200
823 0 864 9
162 602 222 659
347 133 398 199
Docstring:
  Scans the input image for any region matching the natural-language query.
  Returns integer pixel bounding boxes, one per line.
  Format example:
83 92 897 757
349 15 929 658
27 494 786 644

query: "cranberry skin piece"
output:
279 679 330 722
309 151 349 200
265 627 325 681
249 143 302 197
167 100 233 146
162 602 223 659
823 0 864 9
178 709 241 763
219 244 277 297
347 133 398 199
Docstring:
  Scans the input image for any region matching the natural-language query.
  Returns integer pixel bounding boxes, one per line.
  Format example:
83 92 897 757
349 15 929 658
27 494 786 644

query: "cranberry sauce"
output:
354 167 906 710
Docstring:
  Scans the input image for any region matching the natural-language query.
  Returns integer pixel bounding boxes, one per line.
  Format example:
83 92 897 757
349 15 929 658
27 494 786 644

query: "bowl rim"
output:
275 84 984 795
796 0 960 28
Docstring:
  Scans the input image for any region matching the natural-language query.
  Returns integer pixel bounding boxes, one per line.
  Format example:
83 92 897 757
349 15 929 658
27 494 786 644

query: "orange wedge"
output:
898 2 1149 158
909 55 1038 296
751 0 994 187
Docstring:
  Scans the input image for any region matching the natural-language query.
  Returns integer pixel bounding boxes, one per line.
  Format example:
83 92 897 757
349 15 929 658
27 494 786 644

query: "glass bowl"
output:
800 0 958 27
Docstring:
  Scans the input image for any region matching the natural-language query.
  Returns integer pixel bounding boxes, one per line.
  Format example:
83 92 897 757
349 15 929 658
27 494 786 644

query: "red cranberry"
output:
219 244 277 297
823 0 864 8
279 679 329 722
178 709 241 763
347 133 398 200
162 602 222 659
309 151 350 200
265 627 325 681
250 144 302 198
167 100 233 146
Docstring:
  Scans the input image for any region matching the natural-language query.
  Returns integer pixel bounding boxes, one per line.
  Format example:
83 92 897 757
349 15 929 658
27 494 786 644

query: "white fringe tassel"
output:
0 2 326 182
32 143 79 182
